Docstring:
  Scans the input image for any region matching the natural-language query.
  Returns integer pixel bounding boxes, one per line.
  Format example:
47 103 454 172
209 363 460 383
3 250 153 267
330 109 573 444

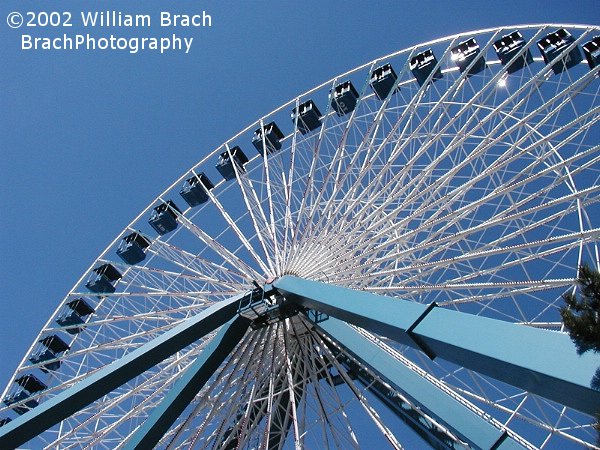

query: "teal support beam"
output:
124 315 251 449
0 291 253 449
274 276 600 416
314 316 523 450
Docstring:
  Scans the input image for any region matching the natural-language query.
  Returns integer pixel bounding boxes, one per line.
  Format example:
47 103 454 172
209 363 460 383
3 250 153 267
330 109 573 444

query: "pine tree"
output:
560 263 600 443
561 263 600 354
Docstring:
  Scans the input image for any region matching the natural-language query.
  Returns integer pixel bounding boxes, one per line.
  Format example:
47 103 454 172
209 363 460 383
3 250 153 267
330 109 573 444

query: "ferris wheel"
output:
1 23 600 449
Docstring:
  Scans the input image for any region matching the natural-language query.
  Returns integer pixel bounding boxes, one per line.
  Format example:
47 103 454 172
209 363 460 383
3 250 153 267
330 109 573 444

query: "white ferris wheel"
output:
1 23 600 449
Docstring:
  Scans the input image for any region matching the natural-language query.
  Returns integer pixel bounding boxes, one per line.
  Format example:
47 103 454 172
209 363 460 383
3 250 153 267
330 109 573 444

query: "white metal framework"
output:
1 24 599 449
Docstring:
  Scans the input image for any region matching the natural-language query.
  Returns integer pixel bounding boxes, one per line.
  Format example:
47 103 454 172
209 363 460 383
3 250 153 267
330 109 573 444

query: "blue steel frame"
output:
274 276 600 416
1 276 598 448
0 291 250 449
123 315 251 449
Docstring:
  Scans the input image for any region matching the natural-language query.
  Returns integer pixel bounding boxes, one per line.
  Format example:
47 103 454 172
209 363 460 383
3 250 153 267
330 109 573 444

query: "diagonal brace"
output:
123 315 251 449
274 275 600 416
0 291 252 449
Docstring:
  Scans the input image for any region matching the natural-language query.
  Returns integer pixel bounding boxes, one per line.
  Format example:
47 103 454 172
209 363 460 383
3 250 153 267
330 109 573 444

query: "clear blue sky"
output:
0 0 598 444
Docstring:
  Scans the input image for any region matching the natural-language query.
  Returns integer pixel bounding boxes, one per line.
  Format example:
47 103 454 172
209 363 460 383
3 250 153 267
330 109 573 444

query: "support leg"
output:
124 315 251 449
314 316 523 450
274 275 600 416
0 293 247 449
